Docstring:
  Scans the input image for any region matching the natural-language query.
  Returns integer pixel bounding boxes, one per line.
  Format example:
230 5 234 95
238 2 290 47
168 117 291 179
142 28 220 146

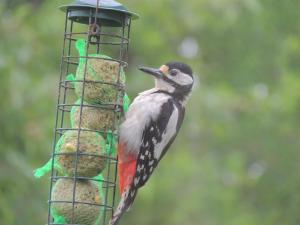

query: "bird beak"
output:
139 66 164 79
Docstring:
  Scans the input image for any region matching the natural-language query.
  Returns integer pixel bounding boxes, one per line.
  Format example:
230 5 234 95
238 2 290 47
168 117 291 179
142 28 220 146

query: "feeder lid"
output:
60 0 139 27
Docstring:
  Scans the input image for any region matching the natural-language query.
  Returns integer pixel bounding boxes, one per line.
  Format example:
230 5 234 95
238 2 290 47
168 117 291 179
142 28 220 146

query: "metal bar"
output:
112 17 130 215
49 200 113 209
55 128 119 139
57 102 122 109
63 55 128 65
47 223 106 225
47 10 69 225
65 31 129 41
69 8 94 225
102 13 128 225
126 17 132 63
52 152 118 162
60 79 126 88
65 36 129 45
53 175 117 183
60 20 73 130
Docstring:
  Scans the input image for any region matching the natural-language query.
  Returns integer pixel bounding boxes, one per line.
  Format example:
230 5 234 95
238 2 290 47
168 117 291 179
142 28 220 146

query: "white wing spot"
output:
150 127 154 131
150 166 153 172
152 137 157 144
124 189 129 198
145 150 149 155
157 127 161 136
143 174 148 181
140 155 145 160
149 160 154 166
143 142 149 147
137 165 142 172
134 177 140 185
130 190 135 197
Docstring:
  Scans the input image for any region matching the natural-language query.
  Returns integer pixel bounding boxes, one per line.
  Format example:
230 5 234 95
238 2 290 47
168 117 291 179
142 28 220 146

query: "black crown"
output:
166 61 193 77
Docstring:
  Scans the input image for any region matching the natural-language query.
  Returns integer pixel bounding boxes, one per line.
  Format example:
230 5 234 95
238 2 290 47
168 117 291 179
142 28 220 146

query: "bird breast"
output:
119 89 173 156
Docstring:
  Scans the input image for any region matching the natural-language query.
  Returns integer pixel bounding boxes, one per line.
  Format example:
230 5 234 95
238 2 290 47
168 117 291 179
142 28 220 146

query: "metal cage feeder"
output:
46 1 138 225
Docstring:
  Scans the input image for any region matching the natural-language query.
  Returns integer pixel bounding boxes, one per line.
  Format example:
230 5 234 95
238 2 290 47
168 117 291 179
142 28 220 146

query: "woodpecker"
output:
109 61 194 225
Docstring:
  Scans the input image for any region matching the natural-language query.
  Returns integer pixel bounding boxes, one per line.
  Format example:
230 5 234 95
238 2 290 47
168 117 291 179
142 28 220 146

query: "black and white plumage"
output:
109 62 194 225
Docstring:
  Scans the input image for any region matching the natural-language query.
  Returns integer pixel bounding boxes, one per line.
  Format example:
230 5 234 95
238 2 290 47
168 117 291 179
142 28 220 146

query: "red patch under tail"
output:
118 143 137 194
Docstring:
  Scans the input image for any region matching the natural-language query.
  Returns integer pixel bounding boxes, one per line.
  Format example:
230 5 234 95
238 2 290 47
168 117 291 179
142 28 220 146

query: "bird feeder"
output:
42 0 138 224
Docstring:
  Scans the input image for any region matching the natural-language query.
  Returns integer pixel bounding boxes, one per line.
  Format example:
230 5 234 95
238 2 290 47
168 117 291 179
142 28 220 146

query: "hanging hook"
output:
89 23 100 44
89 0 101 44
89 23 100 36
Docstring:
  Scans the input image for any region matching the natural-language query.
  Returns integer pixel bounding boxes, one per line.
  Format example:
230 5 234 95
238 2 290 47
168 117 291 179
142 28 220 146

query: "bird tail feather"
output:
110 143 138 225
109 186 138 225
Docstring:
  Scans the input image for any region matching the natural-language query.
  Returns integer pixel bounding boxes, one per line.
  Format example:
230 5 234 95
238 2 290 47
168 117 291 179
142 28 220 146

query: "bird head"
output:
139 61 194 101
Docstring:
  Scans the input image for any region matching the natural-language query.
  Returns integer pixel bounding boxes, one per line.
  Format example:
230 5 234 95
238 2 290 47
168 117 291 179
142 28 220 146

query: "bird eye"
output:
169 69 178 76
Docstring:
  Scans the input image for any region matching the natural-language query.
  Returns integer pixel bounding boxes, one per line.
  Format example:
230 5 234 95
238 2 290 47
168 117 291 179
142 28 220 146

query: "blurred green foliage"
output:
1 0 300 225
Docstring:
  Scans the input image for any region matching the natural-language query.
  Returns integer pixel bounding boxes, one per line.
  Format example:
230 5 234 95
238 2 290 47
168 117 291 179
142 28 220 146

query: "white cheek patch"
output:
155 79 175 92
168 73 193 86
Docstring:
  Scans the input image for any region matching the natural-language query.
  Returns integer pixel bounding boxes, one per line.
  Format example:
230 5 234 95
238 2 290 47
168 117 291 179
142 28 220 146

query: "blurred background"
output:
1 0 300 224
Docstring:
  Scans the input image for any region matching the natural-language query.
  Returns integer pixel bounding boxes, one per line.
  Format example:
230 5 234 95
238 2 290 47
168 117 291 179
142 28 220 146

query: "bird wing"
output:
134 99 185 188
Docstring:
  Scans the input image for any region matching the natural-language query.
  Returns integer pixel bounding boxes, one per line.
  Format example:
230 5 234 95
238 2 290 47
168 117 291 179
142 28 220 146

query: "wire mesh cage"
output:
43 1 138 224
